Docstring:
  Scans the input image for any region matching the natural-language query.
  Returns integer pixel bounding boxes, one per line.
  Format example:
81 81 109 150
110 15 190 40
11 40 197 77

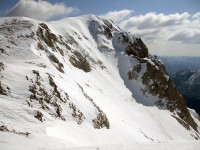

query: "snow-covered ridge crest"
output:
0 15 199 147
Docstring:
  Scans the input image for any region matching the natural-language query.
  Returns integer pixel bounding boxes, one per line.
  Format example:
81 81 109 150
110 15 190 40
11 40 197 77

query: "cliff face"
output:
0 16 199 146
138 58 197 131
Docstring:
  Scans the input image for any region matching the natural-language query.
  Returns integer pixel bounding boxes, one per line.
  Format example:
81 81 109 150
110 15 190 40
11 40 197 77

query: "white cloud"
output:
192 12 200 19
120 12 190 30
100 9 133 23
117 12 200 56
5 0 79 21
169 29 200 44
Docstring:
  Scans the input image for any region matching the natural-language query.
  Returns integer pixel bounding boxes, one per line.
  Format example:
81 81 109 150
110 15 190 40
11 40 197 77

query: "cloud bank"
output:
103 10 200 56
5 0 79 21
120 12 190 30
100 9 133 23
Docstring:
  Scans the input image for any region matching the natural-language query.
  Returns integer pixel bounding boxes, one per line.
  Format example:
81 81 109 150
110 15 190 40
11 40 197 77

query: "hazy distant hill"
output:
158 56 200 115
171 69 200 114
158 56 200 75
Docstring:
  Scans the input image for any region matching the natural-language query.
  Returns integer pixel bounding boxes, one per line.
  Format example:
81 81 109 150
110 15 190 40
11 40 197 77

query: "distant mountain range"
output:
159 56 200 115
171 69 200 114
158 56 200 75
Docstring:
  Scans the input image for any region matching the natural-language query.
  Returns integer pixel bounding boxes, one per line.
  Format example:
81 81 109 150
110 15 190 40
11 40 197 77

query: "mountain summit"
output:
0 15 199 148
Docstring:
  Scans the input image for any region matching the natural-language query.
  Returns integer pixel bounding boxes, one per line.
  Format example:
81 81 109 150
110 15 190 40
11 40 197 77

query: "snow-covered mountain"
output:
0 15 200 149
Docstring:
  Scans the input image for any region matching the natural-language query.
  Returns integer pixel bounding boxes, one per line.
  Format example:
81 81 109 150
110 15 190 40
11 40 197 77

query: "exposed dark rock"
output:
98 60 107 70
93 112 110 129
0 62 5 72
0 48 5 53
103 24 113 39
48 74 84 123
28 70 67 120
128 71 137 80
78 84 101 112
0 124 31 137
34 111 43 122
69 102 85 124
69 51 91 72
48 75 67 103
0 82 7 95
36 23 58 51
37 42 44 50
17 31 35 39
78 84 110 129
56 105 62 118
56 46 64 56
124 36 148 58
0 125 9 132
49 54 64 73
139 58 198 131
128 63 141 80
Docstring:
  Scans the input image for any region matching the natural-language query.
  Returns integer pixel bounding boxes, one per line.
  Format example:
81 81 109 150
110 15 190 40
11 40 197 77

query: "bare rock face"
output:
93 112 110 129
36 23 58 50
123 35 148 58
129 56 198 131
69 51 91 73
89 16 198 132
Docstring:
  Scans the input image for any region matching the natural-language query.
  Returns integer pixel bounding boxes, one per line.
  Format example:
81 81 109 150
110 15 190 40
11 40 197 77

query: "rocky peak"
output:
87 15 148 58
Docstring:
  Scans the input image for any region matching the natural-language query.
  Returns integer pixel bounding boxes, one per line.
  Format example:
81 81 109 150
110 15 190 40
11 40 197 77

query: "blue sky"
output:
1 0 200 17
0 0 200 56
66 0 200 15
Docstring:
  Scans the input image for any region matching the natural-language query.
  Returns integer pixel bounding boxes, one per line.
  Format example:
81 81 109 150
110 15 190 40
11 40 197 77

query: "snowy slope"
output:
0 16 200 149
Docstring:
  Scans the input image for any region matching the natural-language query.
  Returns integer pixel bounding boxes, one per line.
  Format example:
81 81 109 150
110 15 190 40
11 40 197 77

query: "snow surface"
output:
1 132 200 150
0 16 200 149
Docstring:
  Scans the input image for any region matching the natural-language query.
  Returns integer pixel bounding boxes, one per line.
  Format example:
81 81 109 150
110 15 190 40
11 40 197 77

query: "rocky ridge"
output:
0 16 199 145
